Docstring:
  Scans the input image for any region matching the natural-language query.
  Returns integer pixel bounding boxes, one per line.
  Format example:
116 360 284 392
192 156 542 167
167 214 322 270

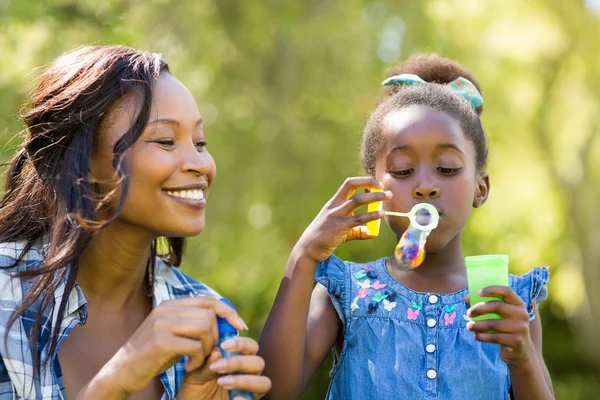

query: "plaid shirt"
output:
0 239 222 400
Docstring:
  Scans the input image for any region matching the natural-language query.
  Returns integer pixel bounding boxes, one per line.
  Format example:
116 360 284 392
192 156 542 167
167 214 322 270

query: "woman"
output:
0 45 271 399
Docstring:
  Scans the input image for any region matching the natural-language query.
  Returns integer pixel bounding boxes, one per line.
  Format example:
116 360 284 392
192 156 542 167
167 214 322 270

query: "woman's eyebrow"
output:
147 117 203 127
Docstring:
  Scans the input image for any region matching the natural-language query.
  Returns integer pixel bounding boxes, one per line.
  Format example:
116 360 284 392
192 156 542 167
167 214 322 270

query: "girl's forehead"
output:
382 107 467 146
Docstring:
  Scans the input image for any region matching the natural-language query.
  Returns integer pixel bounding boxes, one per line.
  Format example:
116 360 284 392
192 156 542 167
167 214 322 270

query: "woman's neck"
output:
77 221 155 310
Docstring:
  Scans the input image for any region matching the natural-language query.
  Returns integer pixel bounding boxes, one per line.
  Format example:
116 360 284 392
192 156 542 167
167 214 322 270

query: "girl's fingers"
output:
477 286 525 306
209 355 265 375
471 332 525 348
467 301 527 320
330 177 383 205
348 210 386 228
466 319 527 334
217 374 272 396
219 336 260 355
337 190 392 215
345 225 378 242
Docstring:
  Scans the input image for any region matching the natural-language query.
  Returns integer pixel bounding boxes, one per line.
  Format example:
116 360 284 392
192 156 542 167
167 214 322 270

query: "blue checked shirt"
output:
0 239 224 400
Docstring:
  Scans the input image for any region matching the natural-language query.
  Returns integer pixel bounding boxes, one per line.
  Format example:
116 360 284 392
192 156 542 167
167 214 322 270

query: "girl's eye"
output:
438 167 461 175
195 141 207 151
390 169 413 177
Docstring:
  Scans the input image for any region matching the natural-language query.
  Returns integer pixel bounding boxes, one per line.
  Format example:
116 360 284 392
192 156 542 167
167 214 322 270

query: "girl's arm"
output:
467 288 554 400
258 177 391 400
508 303 554 399
259 250 340 399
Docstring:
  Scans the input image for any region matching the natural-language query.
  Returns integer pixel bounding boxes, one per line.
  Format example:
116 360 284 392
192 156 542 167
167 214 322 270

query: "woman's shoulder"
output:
0 239 47 273
154 257 222 300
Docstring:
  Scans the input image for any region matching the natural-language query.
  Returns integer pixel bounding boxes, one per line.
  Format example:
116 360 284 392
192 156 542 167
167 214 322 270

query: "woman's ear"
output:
473 172 490 208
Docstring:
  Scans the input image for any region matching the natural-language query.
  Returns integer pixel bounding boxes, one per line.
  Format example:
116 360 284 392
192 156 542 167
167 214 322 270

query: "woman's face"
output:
91 73 216 238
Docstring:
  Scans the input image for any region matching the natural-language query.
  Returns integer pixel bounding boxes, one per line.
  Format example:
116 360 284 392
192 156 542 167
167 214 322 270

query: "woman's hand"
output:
294 177 391 264
465 286 535 366
91 296 247 397
178 336 271 400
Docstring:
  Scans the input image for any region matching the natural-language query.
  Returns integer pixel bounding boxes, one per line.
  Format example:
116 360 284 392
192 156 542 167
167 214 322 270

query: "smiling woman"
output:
0 45 270 400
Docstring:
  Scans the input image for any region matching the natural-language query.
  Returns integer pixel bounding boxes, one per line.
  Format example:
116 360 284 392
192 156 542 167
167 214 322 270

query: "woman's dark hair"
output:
361 53 488 176
1 45 184 373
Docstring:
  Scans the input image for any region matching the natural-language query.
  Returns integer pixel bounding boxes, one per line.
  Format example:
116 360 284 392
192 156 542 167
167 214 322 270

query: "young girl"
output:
0 46 271 399
259 54 553 399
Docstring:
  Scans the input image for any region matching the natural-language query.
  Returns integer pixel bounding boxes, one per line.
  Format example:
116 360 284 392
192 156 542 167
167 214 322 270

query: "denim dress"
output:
315 254 549 400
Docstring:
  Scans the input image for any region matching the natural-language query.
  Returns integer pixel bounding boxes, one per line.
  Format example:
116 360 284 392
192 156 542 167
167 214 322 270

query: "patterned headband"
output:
382 73 483 110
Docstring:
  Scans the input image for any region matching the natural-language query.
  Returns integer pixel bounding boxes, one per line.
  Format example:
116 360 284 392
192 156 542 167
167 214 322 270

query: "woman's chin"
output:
160 222 205 238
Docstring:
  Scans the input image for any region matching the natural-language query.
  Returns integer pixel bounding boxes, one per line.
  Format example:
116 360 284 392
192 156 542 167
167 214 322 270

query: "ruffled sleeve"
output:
315 254 348 323
509 266 550 321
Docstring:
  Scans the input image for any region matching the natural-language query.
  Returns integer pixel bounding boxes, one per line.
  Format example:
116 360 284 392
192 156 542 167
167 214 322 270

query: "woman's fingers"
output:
209 355 265 375
186 346 223 374
217 374 272 397
161 296 248 331
156 335 206 370
219 336 260 355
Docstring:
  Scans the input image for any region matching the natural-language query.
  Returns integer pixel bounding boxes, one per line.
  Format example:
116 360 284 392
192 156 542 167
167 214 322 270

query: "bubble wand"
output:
366 190 440 268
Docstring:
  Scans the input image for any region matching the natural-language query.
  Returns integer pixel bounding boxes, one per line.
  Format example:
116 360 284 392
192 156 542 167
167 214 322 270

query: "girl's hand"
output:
95 296 247 396
465 287 535 366
178 336 271 400
294 177 392 264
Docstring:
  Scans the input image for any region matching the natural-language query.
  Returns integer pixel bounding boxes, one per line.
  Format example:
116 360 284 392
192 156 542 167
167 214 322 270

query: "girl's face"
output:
91 73 216 238
374 106 489 252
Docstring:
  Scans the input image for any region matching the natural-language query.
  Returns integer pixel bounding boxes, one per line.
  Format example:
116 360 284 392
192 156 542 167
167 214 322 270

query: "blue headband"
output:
382 73 483 109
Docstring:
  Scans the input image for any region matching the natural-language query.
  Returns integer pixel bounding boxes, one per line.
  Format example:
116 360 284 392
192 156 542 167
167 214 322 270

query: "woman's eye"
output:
390 169 413 177
195 141 207 151
438 167 461 175
156 139 175 147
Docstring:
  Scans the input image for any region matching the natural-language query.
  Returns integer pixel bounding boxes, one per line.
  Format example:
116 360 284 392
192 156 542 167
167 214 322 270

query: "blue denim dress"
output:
315 254 549 400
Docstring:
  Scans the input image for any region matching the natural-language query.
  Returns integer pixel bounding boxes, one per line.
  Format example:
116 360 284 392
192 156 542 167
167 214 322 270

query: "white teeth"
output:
165 189 204 200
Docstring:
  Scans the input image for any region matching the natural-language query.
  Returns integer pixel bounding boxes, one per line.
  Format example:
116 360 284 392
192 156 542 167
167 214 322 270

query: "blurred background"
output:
1 0 599 398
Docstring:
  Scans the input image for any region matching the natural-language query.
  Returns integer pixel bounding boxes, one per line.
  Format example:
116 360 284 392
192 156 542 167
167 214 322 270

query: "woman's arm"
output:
259 251 340 400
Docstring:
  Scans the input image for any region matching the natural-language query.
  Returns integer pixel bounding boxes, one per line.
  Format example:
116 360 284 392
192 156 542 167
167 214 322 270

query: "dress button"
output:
427 369 437 380
428 295 439 304
427 318 437 328
426 344 436 353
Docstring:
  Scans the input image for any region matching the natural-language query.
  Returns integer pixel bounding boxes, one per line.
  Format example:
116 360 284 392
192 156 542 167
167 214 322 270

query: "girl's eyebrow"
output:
437 143 465 156
390 144 412 153
390 143 466 156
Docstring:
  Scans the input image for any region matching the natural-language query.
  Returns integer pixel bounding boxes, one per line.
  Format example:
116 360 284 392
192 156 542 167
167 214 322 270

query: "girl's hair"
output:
360 53 488 176
2 45 184 373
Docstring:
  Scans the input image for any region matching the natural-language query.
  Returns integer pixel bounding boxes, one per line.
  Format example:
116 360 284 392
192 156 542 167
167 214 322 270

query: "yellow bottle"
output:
365 188 382 236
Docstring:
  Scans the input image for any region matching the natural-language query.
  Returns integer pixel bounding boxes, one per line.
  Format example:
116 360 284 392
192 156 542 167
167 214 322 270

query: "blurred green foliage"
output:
1 0 599 398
